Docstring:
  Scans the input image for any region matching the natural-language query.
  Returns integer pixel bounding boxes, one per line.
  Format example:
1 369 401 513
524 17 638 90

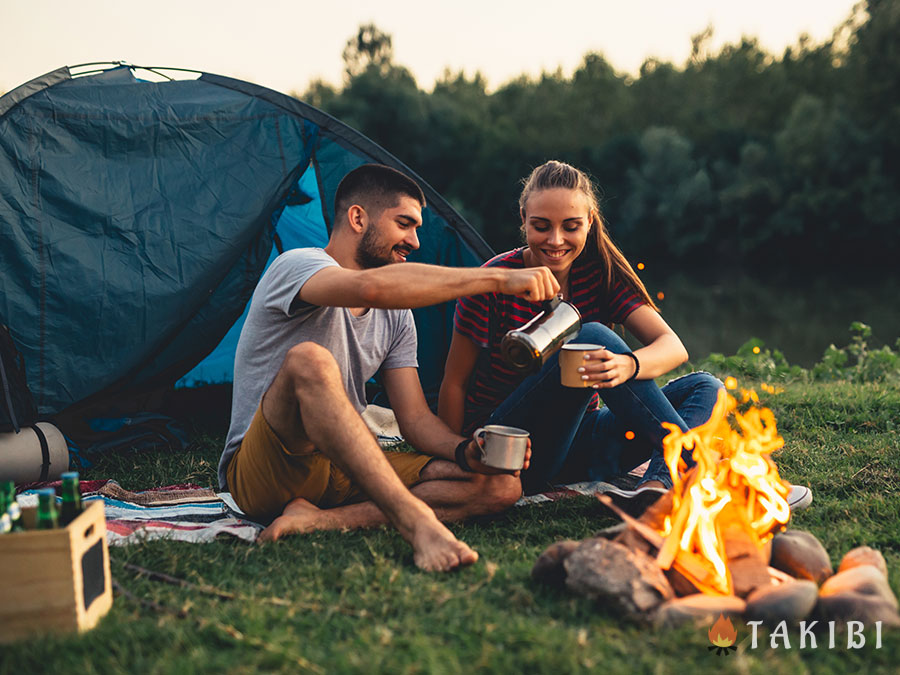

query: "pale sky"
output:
1 0 860 96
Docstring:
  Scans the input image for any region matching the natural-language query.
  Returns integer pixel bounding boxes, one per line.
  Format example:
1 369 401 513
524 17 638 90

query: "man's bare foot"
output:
409 514 478 572
257 496 479 573
258 497 329 542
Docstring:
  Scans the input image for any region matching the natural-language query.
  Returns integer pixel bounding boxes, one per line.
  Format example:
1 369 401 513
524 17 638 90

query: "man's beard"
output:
355 226 410 269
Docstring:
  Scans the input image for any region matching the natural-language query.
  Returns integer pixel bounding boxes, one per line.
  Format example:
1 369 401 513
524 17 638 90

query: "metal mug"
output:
500 296 582 373
473 424 529 470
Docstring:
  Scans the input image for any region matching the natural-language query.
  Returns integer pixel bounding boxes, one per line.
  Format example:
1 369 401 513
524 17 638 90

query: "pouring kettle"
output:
500 296 582 373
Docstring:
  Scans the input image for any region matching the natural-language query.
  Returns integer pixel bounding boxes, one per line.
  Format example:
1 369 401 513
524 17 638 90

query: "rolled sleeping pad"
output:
0 422 69 484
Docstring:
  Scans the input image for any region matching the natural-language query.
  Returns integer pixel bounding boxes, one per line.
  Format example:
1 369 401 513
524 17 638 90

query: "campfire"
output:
532 381 900 630
655 385 791 597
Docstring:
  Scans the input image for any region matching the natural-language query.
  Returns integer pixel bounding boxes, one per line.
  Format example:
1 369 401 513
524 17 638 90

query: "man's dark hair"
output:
334 164 425 226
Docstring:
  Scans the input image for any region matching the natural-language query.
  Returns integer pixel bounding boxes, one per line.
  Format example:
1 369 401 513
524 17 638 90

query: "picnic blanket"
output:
15 407 648 544
17 480 263 545
17 466 645 546
15 408 647 545
515 478 639 506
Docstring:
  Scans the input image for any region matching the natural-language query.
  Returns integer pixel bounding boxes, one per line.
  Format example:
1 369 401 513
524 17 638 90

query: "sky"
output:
1 0 860 96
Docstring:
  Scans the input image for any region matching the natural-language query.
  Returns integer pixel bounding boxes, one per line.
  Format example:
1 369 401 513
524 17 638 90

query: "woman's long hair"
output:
518 160 659 312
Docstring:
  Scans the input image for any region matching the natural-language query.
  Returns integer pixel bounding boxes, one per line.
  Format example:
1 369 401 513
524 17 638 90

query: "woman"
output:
438 160 723 498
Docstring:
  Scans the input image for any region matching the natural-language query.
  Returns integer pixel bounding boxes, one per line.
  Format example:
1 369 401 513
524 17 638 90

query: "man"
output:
218 164 559 572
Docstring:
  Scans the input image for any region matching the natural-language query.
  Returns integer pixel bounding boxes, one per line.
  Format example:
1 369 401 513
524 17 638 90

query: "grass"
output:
2 379 899 674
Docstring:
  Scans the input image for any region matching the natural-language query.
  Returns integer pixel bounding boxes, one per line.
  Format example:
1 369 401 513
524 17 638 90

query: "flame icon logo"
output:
707 614 738 655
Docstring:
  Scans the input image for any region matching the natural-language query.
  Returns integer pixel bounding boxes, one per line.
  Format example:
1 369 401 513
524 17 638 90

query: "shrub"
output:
687 322 899 385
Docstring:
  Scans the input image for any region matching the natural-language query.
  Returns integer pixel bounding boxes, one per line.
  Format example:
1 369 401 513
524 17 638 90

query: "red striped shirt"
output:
454 248 644 431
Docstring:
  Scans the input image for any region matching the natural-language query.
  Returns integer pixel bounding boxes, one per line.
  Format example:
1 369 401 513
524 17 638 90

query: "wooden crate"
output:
0 500 112 643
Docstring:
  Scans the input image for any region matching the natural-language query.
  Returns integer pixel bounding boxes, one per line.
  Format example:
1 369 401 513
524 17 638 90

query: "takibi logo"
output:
703 617 886 653
707 614 738 655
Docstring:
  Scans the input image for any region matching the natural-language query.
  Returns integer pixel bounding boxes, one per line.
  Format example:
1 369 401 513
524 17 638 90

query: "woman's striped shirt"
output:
454 247 644 433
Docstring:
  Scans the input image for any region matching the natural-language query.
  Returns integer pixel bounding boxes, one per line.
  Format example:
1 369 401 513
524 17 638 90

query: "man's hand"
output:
464 436 531 476
498 267 559 303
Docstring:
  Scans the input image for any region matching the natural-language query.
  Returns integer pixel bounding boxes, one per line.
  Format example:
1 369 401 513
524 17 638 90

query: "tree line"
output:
304 2 899 271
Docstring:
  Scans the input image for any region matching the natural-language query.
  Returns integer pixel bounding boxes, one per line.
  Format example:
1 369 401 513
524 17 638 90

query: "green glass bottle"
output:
0 488 10 534
2 481 24 532
36 488 59 530
59 471 83 527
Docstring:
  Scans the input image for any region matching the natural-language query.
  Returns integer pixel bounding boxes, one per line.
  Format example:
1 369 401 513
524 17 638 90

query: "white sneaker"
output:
787 485 813 511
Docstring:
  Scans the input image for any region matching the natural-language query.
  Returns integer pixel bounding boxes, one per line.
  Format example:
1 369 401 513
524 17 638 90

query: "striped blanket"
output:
17 480 262 545
17 463 645 545
515 479 639 506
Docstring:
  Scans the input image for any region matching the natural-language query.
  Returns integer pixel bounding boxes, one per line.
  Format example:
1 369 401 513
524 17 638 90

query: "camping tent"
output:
0 62 493 419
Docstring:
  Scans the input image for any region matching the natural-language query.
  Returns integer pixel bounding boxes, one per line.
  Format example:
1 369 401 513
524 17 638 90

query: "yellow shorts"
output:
226 407 433 522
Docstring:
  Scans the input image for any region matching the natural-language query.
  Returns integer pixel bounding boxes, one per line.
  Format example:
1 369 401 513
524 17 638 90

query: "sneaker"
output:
787 484 813 511
601 485 667 517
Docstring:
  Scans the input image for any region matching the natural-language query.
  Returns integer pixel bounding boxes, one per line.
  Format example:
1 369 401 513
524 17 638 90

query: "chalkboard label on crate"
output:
81 538 106 610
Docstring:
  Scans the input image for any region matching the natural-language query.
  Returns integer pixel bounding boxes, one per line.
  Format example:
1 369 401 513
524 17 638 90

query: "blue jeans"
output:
483 322 723 494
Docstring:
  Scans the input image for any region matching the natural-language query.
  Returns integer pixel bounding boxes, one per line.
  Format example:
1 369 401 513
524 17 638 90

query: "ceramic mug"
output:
559 343 605 387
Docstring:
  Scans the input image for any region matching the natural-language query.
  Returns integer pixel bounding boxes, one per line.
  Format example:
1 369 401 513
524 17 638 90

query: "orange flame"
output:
656 387 791 594
708 614 737 647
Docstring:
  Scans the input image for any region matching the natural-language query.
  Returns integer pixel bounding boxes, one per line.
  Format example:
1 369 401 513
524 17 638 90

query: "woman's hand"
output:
464 437 531 476
579 349 638 388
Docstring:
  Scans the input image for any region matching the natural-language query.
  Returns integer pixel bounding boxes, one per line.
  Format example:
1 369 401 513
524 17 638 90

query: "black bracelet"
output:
624 351 640 381
455 439 474 472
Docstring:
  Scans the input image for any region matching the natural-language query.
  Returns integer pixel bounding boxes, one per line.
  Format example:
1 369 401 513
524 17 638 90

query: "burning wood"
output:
597 494 720 594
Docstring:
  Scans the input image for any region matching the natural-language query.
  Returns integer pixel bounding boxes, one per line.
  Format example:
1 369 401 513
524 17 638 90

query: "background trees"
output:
302 1 899 271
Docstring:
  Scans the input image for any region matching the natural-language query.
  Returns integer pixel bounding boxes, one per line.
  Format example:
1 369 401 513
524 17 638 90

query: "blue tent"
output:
0 63 492 418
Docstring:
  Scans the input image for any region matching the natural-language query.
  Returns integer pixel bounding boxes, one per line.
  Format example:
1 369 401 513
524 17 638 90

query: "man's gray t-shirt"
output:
218 248 418 489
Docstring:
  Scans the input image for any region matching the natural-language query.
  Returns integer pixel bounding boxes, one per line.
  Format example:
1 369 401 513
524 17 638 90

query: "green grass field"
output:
2 379 898 674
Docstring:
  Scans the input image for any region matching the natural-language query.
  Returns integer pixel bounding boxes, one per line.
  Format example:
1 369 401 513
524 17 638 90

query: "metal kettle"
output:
500 296 582 373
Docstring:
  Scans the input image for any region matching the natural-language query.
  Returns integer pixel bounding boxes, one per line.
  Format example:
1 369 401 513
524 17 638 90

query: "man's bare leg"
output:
258 342 479 572
260 459 521 539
